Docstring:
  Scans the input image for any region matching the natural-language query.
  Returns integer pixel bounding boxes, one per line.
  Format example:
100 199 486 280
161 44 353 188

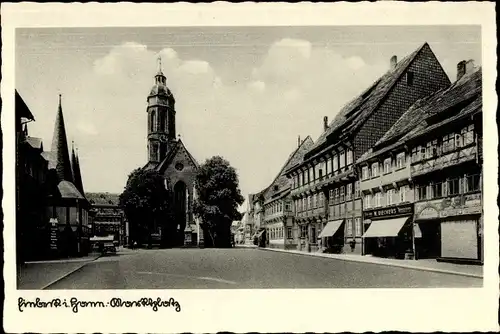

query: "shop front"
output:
362 203 414 259
318 219 344 253
414 193 482 264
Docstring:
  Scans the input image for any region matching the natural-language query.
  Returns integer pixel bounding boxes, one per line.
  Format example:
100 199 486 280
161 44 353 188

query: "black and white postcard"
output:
2 2 498 333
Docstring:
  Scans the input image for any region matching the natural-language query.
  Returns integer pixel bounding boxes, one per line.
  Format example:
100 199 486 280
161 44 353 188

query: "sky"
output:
15 25 481 210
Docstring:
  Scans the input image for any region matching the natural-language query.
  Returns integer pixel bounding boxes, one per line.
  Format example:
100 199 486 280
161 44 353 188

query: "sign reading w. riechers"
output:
363 203 414 220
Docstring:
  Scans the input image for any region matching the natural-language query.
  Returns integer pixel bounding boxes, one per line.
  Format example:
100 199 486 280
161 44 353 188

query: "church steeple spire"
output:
51 94 73 182
155 55 166 85
71 143 85 196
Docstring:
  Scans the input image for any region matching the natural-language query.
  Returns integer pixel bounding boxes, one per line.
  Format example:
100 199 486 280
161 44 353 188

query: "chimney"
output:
323 116 329 131
465 59 476 74
456 60 466 81
390 55 397 70
298 135 301 148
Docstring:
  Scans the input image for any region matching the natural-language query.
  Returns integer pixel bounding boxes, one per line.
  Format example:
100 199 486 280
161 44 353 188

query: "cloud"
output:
248 80 266 93
76 121 99 136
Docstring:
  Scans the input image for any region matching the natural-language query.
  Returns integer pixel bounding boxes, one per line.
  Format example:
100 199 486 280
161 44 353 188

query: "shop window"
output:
371 162 379 178
447 178 460 196
362 166 369 180
355 218 362 237
465 174 480 193
346 219 353 237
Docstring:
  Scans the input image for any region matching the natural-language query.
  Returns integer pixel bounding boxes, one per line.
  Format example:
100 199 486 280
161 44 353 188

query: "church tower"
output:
147 56 176 163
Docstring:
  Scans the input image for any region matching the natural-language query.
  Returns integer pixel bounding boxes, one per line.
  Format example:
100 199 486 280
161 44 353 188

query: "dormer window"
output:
273 185 279 191
406 71 414 86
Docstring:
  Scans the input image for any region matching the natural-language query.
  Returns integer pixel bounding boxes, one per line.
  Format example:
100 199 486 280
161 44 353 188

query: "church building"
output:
143 57 202 247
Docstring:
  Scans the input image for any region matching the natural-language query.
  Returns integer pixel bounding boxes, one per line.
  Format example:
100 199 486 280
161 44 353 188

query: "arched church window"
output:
159 111 165 132
150 109 156 132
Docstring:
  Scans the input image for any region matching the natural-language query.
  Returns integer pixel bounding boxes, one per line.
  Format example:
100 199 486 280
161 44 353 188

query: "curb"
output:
257 247 483 279
40 255 102 290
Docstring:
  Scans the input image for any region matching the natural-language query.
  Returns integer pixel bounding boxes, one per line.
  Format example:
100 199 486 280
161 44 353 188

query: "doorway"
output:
174 181 187 246
416 221 441 259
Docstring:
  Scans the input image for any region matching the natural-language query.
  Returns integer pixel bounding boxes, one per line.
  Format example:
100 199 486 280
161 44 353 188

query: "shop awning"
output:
318 220 344 238
363 217 409 238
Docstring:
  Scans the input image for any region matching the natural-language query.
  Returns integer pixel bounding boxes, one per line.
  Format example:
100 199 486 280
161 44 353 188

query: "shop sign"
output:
363 203 413 219
49 218 58 251
415 194 482 220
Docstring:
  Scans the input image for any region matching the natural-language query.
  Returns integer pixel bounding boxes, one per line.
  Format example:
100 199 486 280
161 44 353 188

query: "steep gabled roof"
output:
26 137 43 150
155 139 199 173
258 136 314 201
305 43 433 159
357 67 481 163
71 147 85 197
15 90 35 122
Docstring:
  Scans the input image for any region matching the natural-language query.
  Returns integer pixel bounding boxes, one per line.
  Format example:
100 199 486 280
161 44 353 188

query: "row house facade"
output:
357 61 482 264
285 42 451 255
16 91 91 262
250 136 314 248
86 192 127 245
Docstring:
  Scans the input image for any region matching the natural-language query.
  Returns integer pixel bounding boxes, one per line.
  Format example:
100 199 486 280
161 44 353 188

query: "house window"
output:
300 225 307 239
384 158 392 174
411 147 419 163
463 124 475 145
318 169 323 180
326 158 331 175
354 181 360 198
465 174 480 193
420 145 426 160
302 198 306 211
375 192 382 207
333 155 338 174
362 166 369 180
431 182 443 199
417 185 427 201
340 186 345 203
387 189 394 205
313 194 318 208
287 227 293 239
339 151 346 170
447 178 460 196
285 202 291 212
455 133 463 148
310 226 317 244
346 183 352 201
346 219 353 237
400 186 408 202
406 71 414 86
319 193 324 207
396 152 405 169
355 218 362 237
334 188 339 204
442 133 456 153
364 194 371 209
346 149 353 166
371 162 379 178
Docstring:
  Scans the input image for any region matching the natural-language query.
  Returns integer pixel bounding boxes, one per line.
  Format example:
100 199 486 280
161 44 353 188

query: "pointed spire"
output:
71 143 85 196
51 94 73 182
157 55 162 74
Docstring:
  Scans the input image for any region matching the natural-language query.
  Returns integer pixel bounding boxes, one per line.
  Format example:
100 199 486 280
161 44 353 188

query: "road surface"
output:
45 247 481 289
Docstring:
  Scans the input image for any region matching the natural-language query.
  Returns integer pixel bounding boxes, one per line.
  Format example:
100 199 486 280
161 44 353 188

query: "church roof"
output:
26 137 43 150
155 139 199 173
148 84 175 100
50 95 73 183
71 145 85 197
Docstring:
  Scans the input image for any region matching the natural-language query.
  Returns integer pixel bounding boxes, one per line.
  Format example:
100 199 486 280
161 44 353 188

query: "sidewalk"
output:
240 245 483 279
18 254 101 290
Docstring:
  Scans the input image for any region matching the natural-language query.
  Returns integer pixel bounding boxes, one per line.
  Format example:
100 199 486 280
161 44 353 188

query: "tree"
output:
119 168 174 248
193 156 244 248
